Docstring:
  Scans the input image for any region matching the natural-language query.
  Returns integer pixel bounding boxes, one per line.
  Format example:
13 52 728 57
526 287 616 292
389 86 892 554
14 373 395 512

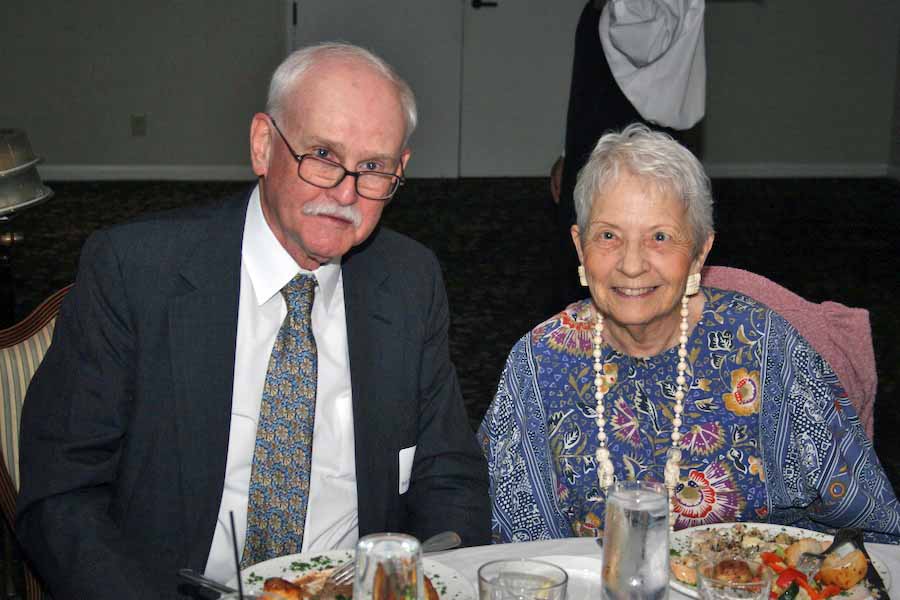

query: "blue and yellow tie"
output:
242 273 317 566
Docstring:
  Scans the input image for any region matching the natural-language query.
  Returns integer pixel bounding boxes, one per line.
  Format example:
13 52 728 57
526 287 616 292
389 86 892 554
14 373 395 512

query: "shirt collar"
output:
242 185 341 309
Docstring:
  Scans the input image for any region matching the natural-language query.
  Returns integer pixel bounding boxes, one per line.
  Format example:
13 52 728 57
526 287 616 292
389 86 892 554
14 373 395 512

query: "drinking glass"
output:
601 480 670 600
696 556 772 600
478 559 568 600
354 532 423 600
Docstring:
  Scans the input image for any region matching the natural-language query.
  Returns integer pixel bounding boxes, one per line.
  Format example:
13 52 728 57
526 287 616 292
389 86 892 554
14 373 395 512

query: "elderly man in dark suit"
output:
15 42 490 599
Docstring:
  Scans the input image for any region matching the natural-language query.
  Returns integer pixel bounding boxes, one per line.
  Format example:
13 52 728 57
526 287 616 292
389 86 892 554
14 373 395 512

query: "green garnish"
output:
246 572 264 585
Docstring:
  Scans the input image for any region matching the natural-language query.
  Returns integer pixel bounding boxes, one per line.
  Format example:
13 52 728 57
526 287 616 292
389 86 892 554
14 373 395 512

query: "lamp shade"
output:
0 129 53 217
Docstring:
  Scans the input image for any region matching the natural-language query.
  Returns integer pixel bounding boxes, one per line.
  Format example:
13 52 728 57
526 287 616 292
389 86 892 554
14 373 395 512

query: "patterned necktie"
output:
242 273 317 567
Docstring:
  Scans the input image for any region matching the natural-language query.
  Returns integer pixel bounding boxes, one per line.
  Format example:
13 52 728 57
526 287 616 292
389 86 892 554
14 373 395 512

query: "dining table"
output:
428 536 900 600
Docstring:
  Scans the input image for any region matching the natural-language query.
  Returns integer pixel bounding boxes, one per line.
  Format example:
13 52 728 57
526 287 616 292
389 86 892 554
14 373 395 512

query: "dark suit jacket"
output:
15 191 490 599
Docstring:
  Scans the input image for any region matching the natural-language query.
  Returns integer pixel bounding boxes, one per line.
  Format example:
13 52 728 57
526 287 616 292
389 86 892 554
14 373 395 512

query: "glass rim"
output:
477 558 569 589
697 555 773 588
609 479 666 491
356 531 421 544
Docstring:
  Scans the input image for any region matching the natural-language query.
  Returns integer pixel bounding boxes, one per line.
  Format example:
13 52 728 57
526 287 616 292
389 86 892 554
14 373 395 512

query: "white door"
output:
459 0 585 176
289 0 584 177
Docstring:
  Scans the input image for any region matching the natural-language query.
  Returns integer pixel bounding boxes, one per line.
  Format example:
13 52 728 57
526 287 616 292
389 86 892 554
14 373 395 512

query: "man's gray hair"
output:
266 42 418 145
573 123 714 254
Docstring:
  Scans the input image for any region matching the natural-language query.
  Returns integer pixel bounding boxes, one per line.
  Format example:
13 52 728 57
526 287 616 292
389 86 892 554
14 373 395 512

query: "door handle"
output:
472 0 498 8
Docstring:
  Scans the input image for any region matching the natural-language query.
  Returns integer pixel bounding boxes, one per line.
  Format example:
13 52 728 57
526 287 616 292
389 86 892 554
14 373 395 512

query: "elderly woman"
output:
480 124 900 543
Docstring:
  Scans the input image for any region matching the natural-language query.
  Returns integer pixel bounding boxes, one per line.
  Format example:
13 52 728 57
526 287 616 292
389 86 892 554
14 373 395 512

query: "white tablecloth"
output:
430 537 900 599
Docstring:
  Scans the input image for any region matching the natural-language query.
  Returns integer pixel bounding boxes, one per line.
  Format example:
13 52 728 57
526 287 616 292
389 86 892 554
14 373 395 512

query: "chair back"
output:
0 285 71 494
702 266 876 438
0 284 71 600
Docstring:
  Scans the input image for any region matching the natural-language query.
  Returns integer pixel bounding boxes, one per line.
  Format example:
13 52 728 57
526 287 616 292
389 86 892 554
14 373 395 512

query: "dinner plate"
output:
669 523 892 599
533 555 604 600
230 549 475 600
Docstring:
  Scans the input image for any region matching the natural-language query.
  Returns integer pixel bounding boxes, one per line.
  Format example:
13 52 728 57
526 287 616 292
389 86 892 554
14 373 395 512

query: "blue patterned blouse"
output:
479 288 900 543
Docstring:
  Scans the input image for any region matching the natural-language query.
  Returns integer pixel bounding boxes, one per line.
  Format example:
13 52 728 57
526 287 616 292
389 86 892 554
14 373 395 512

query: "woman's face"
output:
571 171 713 341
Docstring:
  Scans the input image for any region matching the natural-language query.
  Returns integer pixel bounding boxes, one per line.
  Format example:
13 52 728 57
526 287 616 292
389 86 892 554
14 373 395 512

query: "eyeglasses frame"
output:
267 115 405 201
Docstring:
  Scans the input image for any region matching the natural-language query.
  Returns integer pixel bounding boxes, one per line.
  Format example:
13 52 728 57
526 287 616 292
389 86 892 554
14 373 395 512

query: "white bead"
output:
671 431 682 442
593 363 602 372
593 349 601 358
674 404 683 414
674 390 684 401
679 335 688 344
676 375 686 386
673 417 682 428
678 348 687 358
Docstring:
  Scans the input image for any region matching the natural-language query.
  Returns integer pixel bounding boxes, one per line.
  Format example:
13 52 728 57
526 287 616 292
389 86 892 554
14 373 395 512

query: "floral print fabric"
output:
479 288 900 543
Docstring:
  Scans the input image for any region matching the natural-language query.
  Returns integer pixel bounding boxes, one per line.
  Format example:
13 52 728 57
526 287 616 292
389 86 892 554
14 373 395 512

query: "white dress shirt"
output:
205 187 358 581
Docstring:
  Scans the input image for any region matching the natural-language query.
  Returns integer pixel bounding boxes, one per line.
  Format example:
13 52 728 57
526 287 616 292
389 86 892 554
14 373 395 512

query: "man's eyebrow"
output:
305 136 347 156
304 136 396 164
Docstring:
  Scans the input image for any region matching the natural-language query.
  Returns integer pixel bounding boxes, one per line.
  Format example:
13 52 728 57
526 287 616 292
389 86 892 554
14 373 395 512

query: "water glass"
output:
478 559 568 600
354 532 423 600
697 556 772 600
601 480 670 600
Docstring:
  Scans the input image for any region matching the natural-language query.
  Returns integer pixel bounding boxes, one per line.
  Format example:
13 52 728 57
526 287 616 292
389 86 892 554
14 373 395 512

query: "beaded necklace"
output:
591 275 699 528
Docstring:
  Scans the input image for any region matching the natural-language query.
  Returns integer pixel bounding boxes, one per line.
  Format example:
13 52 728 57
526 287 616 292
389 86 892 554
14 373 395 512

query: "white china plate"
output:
533 555 603 600
231 549 475 600
669 523 891 599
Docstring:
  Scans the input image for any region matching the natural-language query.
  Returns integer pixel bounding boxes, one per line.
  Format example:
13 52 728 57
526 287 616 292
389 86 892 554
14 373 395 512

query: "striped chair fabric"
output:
0 284 71 600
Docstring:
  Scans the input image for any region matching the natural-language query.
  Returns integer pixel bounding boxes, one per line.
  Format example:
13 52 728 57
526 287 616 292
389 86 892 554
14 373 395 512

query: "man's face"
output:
250 58 411 270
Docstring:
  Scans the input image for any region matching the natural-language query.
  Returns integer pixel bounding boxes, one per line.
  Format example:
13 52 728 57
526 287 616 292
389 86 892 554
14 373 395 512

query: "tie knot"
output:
282 273 316 315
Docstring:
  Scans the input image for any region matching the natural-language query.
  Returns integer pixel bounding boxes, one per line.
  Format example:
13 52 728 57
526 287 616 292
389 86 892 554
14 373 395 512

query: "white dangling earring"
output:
685 272 701 296
578 265 588 287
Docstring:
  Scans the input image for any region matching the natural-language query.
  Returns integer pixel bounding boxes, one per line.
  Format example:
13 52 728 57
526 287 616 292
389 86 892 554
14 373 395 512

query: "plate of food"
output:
669 523 891 600
231 549 475 600
533 555 604 600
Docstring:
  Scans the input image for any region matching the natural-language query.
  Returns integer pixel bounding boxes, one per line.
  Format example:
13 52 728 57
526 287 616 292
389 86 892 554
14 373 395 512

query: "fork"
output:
326 530 463 586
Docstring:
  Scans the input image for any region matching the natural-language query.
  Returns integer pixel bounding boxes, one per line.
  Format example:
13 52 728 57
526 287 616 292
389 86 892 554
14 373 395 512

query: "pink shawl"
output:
702 266 876 439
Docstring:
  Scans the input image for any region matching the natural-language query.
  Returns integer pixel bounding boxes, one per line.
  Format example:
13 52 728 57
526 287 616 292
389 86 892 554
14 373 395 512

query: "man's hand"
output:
550 156 564 205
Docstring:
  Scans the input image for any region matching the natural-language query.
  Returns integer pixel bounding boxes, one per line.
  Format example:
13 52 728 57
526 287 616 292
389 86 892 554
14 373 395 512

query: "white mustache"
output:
302 199 362 228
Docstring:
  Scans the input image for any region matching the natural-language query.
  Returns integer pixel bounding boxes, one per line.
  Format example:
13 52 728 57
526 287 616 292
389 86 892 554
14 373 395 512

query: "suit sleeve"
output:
15 231 164 599
403 254 491 547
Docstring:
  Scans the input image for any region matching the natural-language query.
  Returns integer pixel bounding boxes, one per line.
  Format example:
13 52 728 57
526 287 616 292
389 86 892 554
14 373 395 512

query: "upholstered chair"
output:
0 284 72 600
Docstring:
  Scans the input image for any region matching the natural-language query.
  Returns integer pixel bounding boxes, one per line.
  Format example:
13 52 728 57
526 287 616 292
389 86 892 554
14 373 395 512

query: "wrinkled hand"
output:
550 156 564 204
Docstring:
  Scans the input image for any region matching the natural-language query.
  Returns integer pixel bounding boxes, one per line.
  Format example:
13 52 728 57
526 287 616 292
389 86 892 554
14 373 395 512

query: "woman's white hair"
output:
266 42 418 145
573 123 714 254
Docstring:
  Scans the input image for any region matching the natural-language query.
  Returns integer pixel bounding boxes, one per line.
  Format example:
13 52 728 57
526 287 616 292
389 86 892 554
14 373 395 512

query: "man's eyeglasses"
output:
268 116 405 201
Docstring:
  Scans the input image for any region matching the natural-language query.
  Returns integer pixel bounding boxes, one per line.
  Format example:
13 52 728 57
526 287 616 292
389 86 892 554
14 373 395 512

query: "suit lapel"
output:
342 231 395 535
169 194 247 567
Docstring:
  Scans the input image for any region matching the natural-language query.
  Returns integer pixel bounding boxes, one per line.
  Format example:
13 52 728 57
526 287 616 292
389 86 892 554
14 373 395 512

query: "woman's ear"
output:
570 224 586 265
691 233 715 274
